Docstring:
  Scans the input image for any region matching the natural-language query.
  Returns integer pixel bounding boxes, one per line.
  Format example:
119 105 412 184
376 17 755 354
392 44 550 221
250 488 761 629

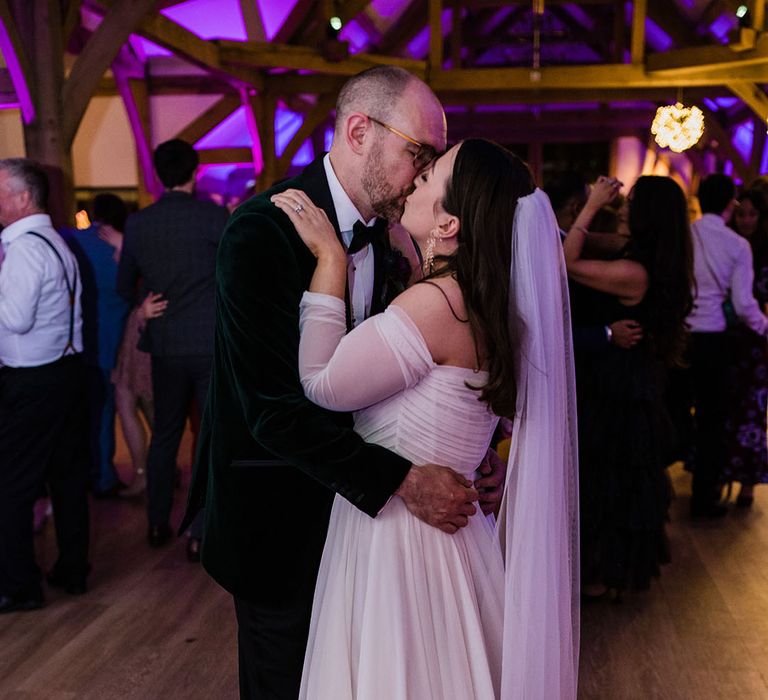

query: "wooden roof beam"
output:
727 81 768 121
646 32 768 74
274 0 316 44
240 0 266 42
90 1 263 89
62 0 157 147
431 63 768 90
197 147 253 164
174 93 242 144
631 0 646 64
275 93 336 177
429 0 443 72
376 0 427 55
218 40 426 78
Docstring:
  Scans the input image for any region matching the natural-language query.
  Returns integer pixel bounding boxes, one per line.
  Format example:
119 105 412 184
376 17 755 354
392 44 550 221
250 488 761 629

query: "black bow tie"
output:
347 220 380 255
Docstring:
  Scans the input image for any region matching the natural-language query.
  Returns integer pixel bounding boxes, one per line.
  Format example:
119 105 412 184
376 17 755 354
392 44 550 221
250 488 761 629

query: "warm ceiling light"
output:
651 102 705 153
329 16 343 31
736 5 749 18
75 210 91 230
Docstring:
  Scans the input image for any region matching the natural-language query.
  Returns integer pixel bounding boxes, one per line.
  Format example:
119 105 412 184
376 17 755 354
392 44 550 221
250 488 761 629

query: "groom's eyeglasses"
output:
366 116 437 171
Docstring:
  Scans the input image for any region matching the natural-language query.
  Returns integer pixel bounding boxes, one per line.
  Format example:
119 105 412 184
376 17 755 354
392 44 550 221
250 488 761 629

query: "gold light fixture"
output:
651 97 705 154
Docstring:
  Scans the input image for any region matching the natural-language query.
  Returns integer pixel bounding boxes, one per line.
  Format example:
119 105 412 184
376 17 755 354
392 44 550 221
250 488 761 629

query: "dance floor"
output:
1 426 767 698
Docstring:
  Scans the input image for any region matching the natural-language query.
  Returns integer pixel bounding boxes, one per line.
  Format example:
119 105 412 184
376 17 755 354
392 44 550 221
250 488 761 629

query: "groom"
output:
181 66 503 699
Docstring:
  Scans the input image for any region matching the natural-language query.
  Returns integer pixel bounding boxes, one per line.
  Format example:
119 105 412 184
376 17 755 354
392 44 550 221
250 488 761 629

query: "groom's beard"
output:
362 142 412 223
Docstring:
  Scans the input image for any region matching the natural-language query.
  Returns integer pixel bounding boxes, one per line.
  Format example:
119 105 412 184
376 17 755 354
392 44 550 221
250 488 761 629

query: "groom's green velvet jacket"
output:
181 157 411 606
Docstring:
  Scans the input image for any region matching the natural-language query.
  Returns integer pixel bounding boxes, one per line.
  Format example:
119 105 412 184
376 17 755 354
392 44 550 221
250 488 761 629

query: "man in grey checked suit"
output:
117 139 229 553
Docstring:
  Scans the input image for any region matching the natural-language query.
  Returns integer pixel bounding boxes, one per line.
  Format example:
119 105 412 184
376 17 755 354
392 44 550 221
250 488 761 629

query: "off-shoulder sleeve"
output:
299 291 433 411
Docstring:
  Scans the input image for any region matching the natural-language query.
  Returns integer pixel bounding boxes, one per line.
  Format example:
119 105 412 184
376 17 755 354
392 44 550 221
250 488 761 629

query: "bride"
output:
271 138 579 699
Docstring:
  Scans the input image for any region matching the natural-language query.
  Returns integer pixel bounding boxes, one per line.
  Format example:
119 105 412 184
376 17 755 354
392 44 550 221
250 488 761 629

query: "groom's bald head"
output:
334 66 414 135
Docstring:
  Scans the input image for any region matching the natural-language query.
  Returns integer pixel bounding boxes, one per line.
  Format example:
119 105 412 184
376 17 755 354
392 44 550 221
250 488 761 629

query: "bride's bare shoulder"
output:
391 278 466 337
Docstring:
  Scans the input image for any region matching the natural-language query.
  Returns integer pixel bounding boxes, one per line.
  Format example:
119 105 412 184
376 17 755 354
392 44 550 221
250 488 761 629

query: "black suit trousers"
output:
234 593 314 700
0 355 90 596
689 332 729 506
147 354 211 529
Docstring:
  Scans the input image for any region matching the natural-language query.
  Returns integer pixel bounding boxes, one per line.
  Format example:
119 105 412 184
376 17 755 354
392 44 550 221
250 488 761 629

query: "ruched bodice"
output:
354 363 496 477
299 293 497 476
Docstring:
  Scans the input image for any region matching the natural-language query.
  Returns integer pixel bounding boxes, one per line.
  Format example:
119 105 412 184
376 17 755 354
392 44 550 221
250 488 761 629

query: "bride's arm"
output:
299 294 429 411
273 189 431 412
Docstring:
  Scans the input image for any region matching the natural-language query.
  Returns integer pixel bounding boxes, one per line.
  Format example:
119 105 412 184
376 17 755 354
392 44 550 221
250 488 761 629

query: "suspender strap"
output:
25 231 77 357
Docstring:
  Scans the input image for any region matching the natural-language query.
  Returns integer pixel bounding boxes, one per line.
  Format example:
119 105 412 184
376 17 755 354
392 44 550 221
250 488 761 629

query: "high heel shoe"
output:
186 537 201 563
121 468 146 497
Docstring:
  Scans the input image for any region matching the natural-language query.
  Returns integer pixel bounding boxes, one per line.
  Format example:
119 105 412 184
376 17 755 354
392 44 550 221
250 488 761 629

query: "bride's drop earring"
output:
423 229 437 275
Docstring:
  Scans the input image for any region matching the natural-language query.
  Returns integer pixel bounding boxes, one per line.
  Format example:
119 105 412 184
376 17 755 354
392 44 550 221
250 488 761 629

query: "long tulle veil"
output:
496 188 580 698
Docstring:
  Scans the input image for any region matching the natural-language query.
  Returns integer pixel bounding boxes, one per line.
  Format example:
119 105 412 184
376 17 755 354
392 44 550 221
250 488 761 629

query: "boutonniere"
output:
381 244 413 307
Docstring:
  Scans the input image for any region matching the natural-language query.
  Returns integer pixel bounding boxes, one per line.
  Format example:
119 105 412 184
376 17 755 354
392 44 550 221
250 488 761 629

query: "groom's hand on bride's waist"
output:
395 465 478 534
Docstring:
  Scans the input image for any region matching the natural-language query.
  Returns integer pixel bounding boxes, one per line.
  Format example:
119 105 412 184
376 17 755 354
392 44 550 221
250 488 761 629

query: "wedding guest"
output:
545 172 642 353
0 159 89 612
565 175 693 594
180 66 504 699
65 194 130 498
117 139 229 556
686 175 768 517
98 218 166 498
723 189 768 507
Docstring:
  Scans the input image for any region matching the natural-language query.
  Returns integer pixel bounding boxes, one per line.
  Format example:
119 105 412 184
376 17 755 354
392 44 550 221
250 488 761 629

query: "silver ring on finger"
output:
294 204 304 213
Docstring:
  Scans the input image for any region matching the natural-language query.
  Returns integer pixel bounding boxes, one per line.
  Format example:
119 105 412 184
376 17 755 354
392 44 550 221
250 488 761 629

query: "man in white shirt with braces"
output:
686 173 768 517
0 158 90 613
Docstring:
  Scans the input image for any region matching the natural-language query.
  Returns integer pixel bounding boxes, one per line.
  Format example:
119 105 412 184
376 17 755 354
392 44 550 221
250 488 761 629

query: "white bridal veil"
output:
497 188 580 699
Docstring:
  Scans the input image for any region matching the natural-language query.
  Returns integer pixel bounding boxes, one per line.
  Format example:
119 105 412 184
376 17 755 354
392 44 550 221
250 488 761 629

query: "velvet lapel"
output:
294 156 342 243
370 219 390 317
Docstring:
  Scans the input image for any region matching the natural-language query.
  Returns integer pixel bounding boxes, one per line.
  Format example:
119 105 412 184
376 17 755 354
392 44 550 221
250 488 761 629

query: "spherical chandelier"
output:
651 102 705 153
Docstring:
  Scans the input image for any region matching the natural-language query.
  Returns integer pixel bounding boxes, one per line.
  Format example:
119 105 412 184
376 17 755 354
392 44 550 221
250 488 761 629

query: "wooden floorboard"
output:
1 426 767 699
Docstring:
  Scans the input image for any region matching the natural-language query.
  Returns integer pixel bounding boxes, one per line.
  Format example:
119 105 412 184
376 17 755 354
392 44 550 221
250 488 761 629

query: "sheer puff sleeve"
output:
299 291 433 412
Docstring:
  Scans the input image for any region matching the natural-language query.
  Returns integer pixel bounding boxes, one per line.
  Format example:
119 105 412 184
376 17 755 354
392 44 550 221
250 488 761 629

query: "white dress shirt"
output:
688 213 768 335
0 213 83 367
323 154 375 327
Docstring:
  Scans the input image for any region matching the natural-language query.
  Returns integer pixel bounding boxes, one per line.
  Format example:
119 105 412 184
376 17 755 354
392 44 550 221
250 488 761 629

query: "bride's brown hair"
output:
423 138 535 418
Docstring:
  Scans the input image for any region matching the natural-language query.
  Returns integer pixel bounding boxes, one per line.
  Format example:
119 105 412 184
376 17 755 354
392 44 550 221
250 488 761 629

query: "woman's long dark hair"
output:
625 175 694 366
732 188 768 273
422 138 535 418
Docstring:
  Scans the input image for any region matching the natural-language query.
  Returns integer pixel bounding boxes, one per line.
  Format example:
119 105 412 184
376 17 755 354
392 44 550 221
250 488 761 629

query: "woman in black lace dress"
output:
564 175 693 597
724 189 768 507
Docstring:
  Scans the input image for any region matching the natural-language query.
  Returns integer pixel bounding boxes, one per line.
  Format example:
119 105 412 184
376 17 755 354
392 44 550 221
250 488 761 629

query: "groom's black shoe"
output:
147 523 173 548
0 589 44 614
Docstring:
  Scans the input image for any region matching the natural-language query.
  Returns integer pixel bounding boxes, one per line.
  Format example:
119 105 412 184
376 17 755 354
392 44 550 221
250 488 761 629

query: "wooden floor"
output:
1 429 767 698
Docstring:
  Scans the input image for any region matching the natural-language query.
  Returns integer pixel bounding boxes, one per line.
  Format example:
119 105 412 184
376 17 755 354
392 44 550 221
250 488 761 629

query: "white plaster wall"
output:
150 94 221 147
72 96 138 187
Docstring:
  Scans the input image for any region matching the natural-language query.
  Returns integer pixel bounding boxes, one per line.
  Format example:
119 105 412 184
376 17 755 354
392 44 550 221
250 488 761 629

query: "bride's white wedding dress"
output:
297 293 504 700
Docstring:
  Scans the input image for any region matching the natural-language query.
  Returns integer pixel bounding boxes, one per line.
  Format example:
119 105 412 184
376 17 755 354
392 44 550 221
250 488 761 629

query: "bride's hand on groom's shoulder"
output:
271 189 344 262
396 464 479 534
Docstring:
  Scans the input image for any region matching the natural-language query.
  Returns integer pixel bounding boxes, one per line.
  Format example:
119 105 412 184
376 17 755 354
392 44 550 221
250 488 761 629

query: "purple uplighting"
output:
259 0 300 41
160 0 247 41
709 14 737 44
0 16 35 123
339 20 370 53
645 18 673 52
733 121 754 162
196 106 252 149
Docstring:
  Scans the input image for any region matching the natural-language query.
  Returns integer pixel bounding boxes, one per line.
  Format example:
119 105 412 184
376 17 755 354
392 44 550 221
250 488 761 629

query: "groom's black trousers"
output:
233 595 314 699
